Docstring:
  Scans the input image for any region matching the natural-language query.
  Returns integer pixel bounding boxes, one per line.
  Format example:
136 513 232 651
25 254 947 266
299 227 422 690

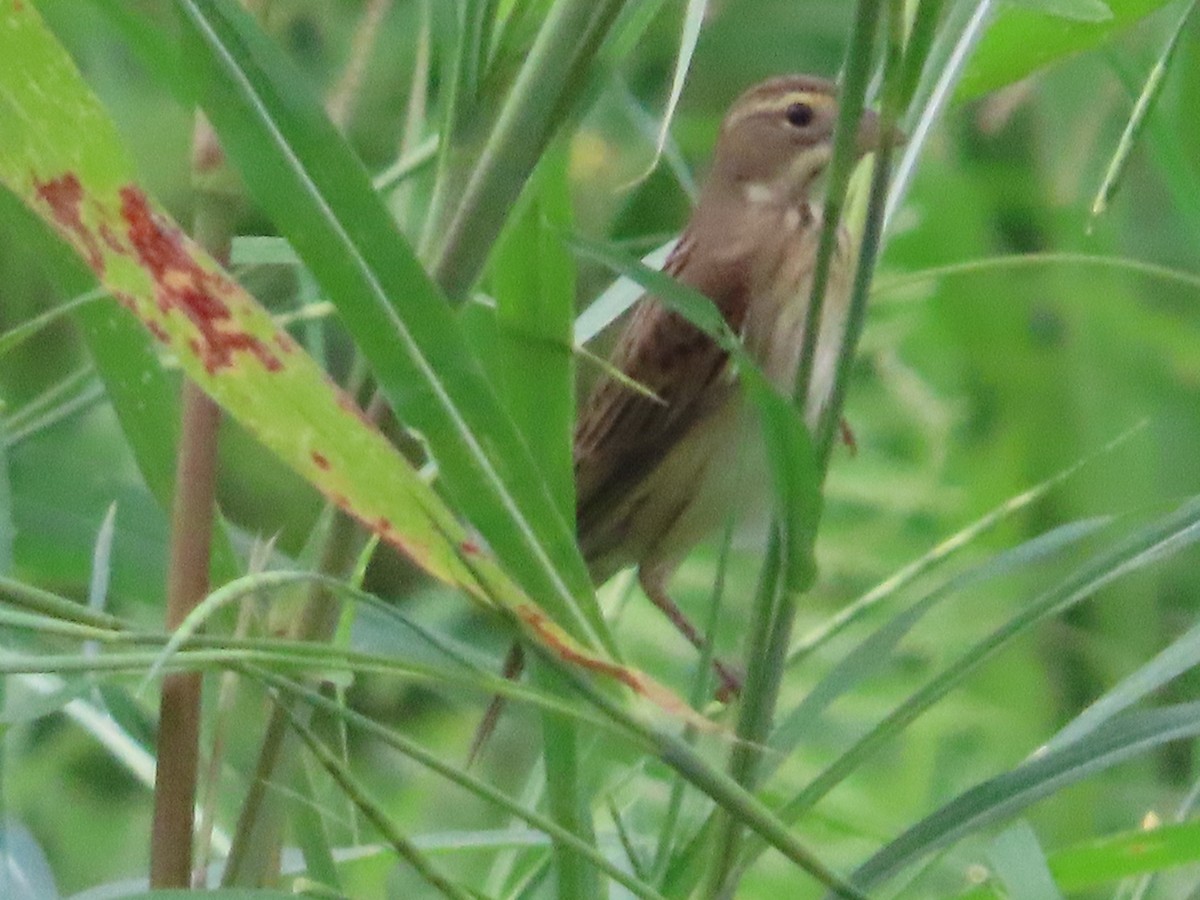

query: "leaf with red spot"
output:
174 1 607 652
0 5 481 600
0 0 701 723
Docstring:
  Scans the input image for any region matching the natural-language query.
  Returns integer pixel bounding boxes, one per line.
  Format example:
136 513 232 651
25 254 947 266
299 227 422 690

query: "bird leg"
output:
638 568 743 701
839 417 857 456
469 568 743 763
466 641 525 766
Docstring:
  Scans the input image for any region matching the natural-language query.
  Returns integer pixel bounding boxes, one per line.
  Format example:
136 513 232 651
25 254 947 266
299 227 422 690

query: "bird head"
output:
708 75 891 206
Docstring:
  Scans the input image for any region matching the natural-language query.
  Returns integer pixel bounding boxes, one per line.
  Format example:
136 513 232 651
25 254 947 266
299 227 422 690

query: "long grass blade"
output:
282 704 474 900
734 495 1200 874
852 702 1200 890
174 0 607 645
1089 0 1199 224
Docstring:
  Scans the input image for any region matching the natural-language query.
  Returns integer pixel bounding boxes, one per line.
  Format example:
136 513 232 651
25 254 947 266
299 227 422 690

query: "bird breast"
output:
597 203 852 576
740 203 851 428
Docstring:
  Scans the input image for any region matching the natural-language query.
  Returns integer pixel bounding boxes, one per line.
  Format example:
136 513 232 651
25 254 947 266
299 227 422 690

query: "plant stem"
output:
428 0 628 300
150 380 218 888
149 112 231 889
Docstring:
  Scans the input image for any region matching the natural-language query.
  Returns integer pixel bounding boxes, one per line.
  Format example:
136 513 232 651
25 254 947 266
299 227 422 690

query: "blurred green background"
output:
3 0 1200 896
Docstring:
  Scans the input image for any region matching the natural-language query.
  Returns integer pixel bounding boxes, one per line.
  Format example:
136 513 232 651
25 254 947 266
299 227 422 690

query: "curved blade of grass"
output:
771 516 1116 764
138 569 492 692
788 422 1144 666
0 4 708 715
0 575 128 631
851 702 1200 890
281 706 475 900
619 0 706 190
733 495 1200 875
871 252 1200 298
1089 0 1198 223
1042 609 1200 754
173 1 607 648
0 580 637 736
0 287 107 359
615 82 698 201
573 238 677 345
986 821 1063 900
0 640 616 732
258 672 666 900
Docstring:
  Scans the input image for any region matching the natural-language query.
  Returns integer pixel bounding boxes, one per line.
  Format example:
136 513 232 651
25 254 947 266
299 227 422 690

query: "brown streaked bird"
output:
574 75 889 697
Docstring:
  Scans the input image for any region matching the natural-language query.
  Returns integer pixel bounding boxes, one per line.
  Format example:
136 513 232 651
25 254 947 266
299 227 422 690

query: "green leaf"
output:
624 0 707 186
0 288 107 361
490 143 576 517
986 821 1064 900
1006 0 1113 23
1090 0 1199 221
724 496 1200 882
0 2 694 711
105 891 297 899
853 702 1200 889
1043 604 1200 753
1049 818 1200 890
0 422 11 577
172 0 607 647
0 0 477 595
959 0 1176 101
770 516 1115 766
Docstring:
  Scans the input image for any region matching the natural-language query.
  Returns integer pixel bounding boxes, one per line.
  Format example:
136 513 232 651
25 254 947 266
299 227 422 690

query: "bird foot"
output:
714 659 745 703
839 417 858 456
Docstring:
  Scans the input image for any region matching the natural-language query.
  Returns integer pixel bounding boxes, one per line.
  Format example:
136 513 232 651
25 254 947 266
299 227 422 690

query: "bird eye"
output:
785 101 814 128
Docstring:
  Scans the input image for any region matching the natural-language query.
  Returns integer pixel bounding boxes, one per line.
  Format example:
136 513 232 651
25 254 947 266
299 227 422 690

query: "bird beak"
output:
854 109 906 156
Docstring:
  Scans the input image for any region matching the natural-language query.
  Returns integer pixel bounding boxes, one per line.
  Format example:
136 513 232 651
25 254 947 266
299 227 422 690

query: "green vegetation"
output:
2 0 1200 897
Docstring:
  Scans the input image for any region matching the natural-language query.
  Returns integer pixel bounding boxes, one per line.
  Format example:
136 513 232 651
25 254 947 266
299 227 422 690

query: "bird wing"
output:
573 233 752 563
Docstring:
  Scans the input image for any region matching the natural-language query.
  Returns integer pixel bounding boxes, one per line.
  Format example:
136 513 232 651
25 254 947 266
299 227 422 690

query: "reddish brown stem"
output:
150 380 221 887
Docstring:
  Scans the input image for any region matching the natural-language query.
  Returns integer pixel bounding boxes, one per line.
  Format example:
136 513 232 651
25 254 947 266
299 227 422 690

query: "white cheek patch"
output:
743 182 775 205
